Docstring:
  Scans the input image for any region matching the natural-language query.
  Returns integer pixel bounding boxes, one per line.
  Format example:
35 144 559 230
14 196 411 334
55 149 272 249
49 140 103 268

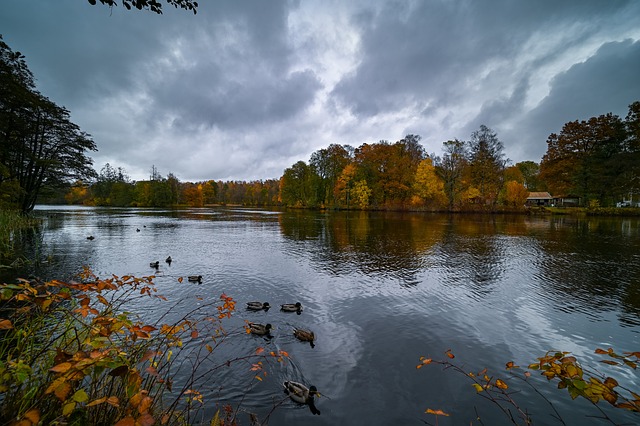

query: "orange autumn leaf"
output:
23 409 40 425
114 417 135 426
49 362 73 373
178 277 184 283
0 319 13 329
425 408 450 416
255 347 265 355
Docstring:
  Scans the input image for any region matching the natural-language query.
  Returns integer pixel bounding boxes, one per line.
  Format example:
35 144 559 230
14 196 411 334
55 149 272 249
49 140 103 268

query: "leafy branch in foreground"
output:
417 348 640 425
0 268 288 425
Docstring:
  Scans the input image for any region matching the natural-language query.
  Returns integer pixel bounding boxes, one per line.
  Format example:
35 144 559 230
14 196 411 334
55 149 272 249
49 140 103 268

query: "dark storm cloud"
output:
331 0 636 118
501 39 640 163
1 0 638 180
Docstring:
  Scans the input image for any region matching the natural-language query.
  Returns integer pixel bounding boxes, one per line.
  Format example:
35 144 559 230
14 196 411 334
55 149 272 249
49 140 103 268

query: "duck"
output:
281 302 303 313
247 322 272 336
136 228 140 232
283 381 321 415
293 328 315 348
246 301 270 311
188 275 202 283
86 235 95 240
150 261 160 268
165 256 172 264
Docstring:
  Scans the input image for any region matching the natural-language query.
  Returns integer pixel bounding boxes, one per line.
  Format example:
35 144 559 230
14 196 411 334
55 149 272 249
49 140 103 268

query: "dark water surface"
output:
8 206 640 425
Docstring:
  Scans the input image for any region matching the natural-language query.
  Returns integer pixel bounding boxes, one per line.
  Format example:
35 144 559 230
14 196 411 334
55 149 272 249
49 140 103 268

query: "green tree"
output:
88 0 198 14
309 144 352 207
515 161 542 191
280 161 318 207
467 125 506 206
435 139 468 210
0 36 97 213
540 113 627 205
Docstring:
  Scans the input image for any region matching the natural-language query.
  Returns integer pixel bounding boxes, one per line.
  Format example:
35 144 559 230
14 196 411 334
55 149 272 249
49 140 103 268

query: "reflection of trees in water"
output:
278 210 446 285
535 216 640 321
436 215 514 299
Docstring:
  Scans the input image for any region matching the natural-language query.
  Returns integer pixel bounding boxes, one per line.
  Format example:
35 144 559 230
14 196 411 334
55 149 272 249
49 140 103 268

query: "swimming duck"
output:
188 275 202 283
283 381 321 415
165 256 172 264
247 322 272 336
136 228 140 232
246 301 270 311
150 261 160 268
86 236 95 240
281 302 303 313
293 328 315 348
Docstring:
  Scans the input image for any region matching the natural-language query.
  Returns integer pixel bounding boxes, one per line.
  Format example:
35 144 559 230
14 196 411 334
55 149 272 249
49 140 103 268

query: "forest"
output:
49 102 640 212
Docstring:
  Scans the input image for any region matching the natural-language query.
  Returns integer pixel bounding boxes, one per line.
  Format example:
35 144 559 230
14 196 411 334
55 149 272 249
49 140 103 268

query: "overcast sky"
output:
2 1 639 182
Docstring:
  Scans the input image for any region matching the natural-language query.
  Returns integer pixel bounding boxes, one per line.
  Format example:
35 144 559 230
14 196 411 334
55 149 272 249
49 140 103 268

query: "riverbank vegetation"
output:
0 269 288 425
418 348 640 425
0 210 39 265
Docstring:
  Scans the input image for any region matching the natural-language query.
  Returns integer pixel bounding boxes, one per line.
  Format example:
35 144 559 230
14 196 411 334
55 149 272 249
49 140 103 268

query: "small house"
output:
526 192 553 206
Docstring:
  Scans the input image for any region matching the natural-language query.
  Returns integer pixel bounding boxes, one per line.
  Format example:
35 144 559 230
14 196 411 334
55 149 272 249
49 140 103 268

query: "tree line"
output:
2 33 639 212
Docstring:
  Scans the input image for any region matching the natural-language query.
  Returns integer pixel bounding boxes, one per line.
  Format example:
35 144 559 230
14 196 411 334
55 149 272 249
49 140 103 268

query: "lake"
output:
7 205 640 425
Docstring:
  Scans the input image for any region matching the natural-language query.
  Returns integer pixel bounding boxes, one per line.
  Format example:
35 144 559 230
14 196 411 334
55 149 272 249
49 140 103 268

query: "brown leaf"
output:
23 409 40 424
54 381 72 401
109 365 129 377
0 319 13 329
114 417 135 426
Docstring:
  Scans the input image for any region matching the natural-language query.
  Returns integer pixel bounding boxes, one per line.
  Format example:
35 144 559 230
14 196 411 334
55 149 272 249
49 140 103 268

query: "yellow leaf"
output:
49 362 73 373
205 344 213 353
87 397 107 407
62 401 75 416
495 379 508 389
72 389 89 403
472 383 484 393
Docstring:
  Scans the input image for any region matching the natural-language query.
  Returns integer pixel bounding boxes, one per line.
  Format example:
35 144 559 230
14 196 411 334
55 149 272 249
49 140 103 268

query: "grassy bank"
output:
0 210 40 265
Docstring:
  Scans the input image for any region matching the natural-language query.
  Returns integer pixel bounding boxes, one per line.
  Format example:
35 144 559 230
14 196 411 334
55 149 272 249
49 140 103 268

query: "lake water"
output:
8 205 640 425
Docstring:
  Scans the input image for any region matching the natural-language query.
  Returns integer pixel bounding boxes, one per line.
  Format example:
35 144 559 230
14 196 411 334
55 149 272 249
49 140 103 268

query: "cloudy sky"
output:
2 1 639 182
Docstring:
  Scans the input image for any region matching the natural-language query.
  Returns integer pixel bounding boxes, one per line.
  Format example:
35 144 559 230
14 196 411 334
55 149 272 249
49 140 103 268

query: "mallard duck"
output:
188 275 202 283
247 322 272 336
281 302 303 313
283 381 320 415
86 235 95 240
165 256 172 264
246 301 270 311
293 328 315 348
150 261 160 268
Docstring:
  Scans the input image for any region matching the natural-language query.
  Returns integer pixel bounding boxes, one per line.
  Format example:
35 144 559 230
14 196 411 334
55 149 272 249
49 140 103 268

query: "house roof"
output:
527 192 553 200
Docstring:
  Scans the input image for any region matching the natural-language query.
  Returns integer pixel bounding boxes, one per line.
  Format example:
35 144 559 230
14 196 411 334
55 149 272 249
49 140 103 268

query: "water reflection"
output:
3 206 639 425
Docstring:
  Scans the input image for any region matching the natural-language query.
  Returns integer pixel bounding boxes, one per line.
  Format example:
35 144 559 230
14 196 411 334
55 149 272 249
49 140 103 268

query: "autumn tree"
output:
0 36 97 213
412 157 446 207
467 125 506 206
501 180 529 208
88 0 198 14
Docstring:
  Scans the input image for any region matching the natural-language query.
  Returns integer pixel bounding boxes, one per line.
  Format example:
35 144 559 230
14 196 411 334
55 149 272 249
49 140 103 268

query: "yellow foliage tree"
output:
351 180 372 208
502 180 529 208
412 158 446 207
